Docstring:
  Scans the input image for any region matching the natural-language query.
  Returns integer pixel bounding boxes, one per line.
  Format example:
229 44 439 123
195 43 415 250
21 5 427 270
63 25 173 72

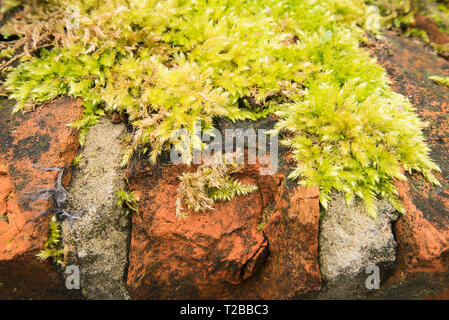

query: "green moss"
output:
257 205 274 230
176 154 258 218
71 154 82 166
366 0 415 28
430 75 449 87
2 0 440 216
0 0 22 14
368 0 449 45
36 215 63 265
404 27 430 42
116 190 140 217
431 42 449 56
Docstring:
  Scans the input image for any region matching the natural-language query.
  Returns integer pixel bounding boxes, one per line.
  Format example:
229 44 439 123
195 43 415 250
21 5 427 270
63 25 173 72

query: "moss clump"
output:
0 0 22 14
430 75 449 87
368 0 449 45
0 0 71 74
176 153 258 218
417 0 449 35
36 215 64 265
116 189 140 217
2 0 440 216
366 0 415 28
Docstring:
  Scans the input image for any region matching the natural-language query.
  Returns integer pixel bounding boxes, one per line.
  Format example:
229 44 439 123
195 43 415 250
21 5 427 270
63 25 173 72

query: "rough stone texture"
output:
371 32 449 299
0 97 83 299
126 144 321 299
240 183 321 299
315 192 398 299
62 118 130 300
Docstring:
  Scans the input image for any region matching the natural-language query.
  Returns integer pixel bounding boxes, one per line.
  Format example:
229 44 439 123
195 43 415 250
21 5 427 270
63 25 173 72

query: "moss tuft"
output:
176 153 258 218
2 0 441 216
116 189 140 217
36 215 64 265
430 75 449 87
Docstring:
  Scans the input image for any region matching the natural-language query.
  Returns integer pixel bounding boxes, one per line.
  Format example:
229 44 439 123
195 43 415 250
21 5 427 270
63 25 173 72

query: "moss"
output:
417 0 449 35
176 153 258 218
116 189 139 217
2 0 441 216
257 204 274 230
432 42 449 56
404 27 430 42
0 0 71 74
0 212 9 223
366 0 415 28
369 0 449 48
13 134 51 162
430 75 449 87
0 0 22 14
71 154 82 166
36 215 64 265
